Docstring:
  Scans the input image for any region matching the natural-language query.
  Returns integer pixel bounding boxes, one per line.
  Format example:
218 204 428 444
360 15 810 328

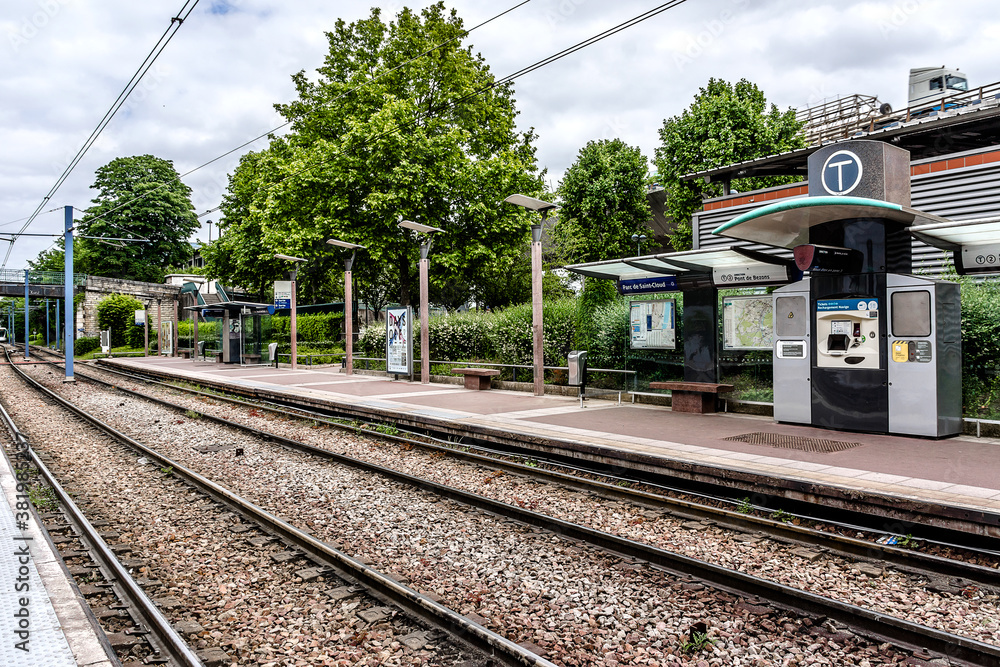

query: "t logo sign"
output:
821 150 863 195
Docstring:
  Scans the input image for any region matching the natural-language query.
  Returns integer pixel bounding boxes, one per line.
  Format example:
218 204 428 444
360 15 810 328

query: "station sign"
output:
711 264 790 287
820 149 863 196
274 280 292 309
617 276 677 295
958 242 1000 275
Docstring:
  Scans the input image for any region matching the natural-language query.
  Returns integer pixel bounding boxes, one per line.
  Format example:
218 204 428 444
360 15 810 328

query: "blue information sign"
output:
816 298 879 312
617 276 677 295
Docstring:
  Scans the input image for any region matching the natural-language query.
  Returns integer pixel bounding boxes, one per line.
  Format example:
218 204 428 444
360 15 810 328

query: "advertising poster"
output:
386 306 413 375
629 299 675 349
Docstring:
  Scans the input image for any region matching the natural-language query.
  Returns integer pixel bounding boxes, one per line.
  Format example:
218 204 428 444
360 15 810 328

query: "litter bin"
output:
197 340 205 360
268 342 279 367
568 350 588 389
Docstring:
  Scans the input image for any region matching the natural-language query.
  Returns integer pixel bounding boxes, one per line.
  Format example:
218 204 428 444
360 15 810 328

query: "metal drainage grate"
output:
723 432 862 453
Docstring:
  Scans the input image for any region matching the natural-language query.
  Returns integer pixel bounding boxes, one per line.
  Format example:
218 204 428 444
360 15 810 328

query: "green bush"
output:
428 310 495 361
75 336 100 356
960 278 1000 381
97 294 146 348
358 322 386 357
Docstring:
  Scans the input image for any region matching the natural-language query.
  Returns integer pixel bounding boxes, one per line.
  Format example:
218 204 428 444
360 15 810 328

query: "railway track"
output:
69 352 1000 579
14 348 1000 665
0 400 202 667
2 349 545 666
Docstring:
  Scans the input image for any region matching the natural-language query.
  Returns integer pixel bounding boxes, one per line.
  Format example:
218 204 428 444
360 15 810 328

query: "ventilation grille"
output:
724 432 862 453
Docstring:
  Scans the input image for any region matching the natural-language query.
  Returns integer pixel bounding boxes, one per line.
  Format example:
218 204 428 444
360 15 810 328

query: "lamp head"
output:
398 220 443 234
274 253 307 263
326 239 366 250
504 194 558 213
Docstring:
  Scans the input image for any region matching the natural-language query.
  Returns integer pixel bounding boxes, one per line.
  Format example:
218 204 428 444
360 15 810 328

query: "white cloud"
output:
1 0 998 268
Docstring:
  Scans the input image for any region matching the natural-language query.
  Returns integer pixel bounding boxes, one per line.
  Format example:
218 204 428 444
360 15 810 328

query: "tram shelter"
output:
185 300 274 365
566 140 1000 438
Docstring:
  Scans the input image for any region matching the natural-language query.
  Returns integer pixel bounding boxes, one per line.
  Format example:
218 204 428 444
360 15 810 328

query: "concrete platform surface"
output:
0 444 114 667
102 357 1000 518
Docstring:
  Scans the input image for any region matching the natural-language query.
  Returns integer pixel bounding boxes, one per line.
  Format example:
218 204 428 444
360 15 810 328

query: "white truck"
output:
907 66 969 109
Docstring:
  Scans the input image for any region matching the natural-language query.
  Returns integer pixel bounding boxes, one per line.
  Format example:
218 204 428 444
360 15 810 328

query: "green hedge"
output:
271 312 344 342
75 336 100 356
97 294 145 348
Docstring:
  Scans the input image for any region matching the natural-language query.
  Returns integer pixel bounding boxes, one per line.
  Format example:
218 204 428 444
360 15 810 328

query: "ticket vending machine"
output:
773 275 961 437
722 140 963 437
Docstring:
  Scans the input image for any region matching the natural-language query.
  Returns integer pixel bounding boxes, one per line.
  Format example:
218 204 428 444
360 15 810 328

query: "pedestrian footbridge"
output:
0 270 86 298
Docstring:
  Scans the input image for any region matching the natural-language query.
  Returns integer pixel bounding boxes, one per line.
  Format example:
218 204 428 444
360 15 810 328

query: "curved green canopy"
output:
712 196 950 249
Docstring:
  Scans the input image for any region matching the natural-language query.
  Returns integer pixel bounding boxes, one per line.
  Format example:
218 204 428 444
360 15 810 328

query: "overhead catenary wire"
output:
76 0 534 231
15 0 688 261
3 0 202 270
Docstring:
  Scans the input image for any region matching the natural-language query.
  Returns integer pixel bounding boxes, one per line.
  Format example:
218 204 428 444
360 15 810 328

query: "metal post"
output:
23 269 29 360
192 306 198 362
156 300 161 356
419 243 430 384
290 271 298 370
64 205 74 382
45 299 49 348
55 299 60 352
172 299 178 357
345 252 354 376
144 306 149 357
531 223 544 396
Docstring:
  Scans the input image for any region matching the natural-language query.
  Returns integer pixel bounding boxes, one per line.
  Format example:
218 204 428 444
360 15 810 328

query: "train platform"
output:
0 441 114 666
99 356 1000 535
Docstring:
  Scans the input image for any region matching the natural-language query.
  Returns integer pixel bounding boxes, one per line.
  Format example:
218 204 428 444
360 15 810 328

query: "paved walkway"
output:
101 356 1000 518
0 442 113 667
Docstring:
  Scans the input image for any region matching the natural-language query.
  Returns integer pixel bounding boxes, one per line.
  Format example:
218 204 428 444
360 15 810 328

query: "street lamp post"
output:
326 239 366 376
503 194 558 397
275 253 307 370
398 220 443 384
631 233 647 256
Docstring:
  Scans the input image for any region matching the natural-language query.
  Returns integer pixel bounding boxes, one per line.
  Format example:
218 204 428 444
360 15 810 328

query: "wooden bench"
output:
242 354 261 365
205 350 224 363
452 367 501 390
648 381 734 414
177 347 194 359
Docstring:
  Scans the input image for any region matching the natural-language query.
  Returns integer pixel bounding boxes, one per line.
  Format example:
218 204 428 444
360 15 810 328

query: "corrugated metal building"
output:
688 103 1000 277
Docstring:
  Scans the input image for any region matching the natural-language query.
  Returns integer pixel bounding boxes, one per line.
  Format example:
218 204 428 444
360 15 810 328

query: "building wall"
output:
692 145 1000 276
79 276 181 338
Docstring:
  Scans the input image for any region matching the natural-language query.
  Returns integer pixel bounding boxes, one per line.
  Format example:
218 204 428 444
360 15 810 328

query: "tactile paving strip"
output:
0 480 77 666
723 432 863 453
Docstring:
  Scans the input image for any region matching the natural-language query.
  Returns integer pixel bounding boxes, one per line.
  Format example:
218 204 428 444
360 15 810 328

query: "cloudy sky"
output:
1 0 996 270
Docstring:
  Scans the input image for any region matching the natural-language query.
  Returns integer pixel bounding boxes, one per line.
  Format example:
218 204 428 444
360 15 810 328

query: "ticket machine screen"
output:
815 299 880 369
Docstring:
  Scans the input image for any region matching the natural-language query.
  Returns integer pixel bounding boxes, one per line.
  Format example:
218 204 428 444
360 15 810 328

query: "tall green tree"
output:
553 139 651 263
77 155 199 282
205 3 543 308
654 78 805 250
27 245 65 272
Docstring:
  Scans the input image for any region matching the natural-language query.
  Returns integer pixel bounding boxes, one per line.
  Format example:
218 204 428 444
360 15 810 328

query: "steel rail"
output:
0 363 204 667
8 352 556 667
74 358 1000 590
83 353 1000 551
37 360 1000 665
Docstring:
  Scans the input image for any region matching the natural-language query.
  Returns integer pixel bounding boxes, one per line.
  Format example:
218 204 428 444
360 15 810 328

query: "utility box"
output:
568 350 588 387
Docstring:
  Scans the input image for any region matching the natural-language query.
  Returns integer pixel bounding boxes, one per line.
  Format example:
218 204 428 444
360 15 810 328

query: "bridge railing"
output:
0 270 88 286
